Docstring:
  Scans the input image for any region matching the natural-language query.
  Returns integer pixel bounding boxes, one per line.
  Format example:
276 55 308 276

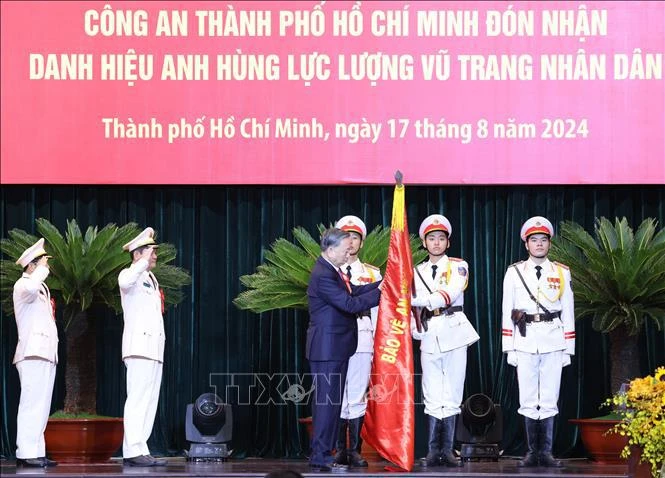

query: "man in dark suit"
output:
306 228 382 472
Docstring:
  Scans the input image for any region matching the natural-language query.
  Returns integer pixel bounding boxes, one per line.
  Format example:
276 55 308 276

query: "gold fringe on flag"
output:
392 184 406 232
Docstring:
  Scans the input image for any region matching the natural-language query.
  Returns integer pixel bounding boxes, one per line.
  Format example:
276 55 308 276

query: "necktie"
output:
535 265 542 280
346 265 352 280
431 264 438 280
339 269 351 292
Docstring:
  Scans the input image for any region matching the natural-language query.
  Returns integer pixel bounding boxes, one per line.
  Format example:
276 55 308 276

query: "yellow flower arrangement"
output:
606 366 665 478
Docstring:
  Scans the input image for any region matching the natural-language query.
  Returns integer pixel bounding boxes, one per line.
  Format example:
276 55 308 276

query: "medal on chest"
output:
539 267 564 302
434 262 452 286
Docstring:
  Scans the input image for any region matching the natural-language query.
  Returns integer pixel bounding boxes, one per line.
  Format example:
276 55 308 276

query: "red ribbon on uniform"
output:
50 298 56 320
160 288 165 314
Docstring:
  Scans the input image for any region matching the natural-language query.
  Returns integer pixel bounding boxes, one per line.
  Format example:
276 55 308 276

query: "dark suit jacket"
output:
306 256 381 361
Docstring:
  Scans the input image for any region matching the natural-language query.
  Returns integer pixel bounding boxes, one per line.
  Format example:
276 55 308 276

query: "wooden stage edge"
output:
0 456 630 478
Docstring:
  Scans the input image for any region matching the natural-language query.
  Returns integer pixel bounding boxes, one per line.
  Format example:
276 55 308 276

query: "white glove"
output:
411 328 425 340
410 296 429 308
562 354 572 367
507 351 518 367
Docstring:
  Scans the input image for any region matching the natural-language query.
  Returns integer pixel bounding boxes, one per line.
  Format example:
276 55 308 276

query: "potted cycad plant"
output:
1 218 191 462
550 217 665 463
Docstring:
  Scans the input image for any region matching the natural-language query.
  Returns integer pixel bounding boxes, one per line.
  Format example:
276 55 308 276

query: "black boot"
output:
518 417 540 467
539 417 563 467
347 416 368 467
439 416 462 467
334 419 348 465
424 415 442 467
40 457 58 467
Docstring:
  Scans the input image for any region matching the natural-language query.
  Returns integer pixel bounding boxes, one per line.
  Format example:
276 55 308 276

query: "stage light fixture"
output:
185 393 232 462
456 393 502 461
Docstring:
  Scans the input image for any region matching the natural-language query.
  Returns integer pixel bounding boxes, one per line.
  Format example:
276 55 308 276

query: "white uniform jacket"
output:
501 259 575 355
411 257 480 353
342 259 382 353
13 266 58 364
118 259 165 362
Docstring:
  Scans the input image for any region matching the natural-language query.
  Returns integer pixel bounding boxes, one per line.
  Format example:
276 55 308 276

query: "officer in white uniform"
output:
410 215 479 467
13 238 58 468
333 215 382 468
501 216 575 468
119 227 167 467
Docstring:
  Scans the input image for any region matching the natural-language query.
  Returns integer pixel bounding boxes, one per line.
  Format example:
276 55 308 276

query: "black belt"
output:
525 311 560 323
431 305 464 317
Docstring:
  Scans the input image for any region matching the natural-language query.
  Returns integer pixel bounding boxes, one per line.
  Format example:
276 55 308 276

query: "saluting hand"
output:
141 247 154 261
37 255 50 269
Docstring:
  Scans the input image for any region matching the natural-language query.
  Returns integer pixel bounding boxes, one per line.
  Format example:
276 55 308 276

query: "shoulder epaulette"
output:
510 260 525 268
364 263 380 272
553 261 569 270
448 257 463 262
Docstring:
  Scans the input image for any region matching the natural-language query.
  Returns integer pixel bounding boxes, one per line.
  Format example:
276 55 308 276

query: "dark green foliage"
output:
1 219 191 329
550 217 665 336
234 225 427 313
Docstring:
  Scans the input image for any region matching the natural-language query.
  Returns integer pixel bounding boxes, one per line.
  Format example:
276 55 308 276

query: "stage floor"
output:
0 457 630 478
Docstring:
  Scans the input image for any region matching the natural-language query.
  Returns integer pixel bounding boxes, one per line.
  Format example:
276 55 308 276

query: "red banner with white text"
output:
1 1 664 184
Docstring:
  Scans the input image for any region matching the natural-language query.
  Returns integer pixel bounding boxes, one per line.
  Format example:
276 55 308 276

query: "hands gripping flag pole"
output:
361 171 415 472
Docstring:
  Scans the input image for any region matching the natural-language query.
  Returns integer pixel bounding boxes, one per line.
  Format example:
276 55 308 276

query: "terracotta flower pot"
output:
569 418 628 464
44 417 124 463
628 446 657 478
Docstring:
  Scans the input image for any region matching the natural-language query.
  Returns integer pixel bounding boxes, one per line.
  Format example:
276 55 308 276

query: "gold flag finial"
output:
392 171 405 231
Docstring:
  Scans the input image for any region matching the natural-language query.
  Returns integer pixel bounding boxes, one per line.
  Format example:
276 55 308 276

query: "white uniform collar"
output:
343 257 364 272
427 255 449 268
525 257 552 271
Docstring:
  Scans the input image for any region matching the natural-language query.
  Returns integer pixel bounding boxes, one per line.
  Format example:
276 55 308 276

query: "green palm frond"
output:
234 224 428 314
1 219 191 330
550 217 665 336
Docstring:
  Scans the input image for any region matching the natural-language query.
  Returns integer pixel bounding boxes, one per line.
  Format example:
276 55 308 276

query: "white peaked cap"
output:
16 238 49 268
335 215 367 239
520 216 554 241
419 214 452 240
123 227 159 252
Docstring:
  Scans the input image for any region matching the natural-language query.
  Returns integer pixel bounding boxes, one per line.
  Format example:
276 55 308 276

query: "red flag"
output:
361 181 415 472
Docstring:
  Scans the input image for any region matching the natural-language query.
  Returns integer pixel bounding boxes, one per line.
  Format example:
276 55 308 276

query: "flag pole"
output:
361 171 415 472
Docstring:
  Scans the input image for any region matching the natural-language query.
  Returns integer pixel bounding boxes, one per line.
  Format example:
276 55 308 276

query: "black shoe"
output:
440 450 463 467
539 453 563 468
423 450 441 467
518 452 539 467
346 450 368 467
124 455 160 467
145 455 167 466
16 458 46 468
40 457 58 467
334 449 348 465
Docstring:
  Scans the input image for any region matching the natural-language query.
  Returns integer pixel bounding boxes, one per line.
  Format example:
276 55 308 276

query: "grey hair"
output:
320 228 350 252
